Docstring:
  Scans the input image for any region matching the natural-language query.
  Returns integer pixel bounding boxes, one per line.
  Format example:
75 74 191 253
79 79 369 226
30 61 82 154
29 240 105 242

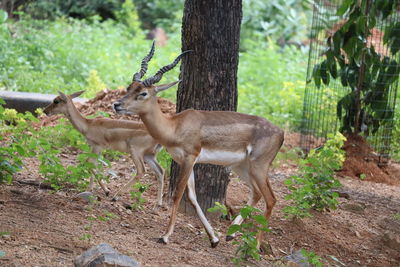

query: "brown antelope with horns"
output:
112 42 284 248
43 90 165 206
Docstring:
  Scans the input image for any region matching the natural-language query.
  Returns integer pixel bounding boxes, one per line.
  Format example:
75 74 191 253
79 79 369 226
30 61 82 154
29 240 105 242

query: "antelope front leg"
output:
88 147 110 195
144 154 165 208
159 156 196 245
111 150 145 201
186 170 219 247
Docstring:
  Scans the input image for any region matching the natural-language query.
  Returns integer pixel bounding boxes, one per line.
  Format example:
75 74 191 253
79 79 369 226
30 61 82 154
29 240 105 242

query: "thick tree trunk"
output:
168 0 242 215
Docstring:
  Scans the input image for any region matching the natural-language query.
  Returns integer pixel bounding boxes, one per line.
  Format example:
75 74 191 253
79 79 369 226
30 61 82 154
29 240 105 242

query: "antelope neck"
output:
65 101 88 134
139 102 174 145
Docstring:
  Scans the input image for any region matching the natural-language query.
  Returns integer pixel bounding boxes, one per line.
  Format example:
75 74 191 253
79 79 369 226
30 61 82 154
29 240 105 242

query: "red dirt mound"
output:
338 134 400 186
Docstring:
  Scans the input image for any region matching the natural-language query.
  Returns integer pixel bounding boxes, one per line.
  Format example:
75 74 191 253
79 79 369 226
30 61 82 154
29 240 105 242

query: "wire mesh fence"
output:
300 0 400 162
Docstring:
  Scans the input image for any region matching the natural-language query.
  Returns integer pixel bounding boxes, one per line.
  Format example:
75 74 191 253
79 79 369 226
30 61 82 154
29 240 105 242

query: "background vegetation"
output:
0 0 398 158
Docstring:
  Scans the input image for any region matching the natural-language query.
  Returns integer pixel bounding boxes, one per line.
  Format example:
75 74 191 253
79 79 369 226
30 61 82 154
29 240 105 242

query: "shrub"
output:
283 132 346 218
0 100 37 183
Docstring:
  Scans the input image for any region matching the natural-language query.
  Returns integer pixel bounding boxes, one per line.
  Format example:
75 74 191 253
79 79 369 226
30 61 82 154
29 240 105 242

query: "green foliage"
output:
0 102 111 190
238 41 307 129
79 233 92 241
130 182 149 211
0 15 182 98
114 0 142 35
22 0 121 20
0 14 309 130
310 0 400 134
393 213 400 221
284 133 346 218
241 0 312 49
301 249 323 267
85 70 107 96
227 206 270 266
392 117 400 161
31 119 111 191
134 0 183 32
156 149 172 176
0 102 37 183
207 201 228 217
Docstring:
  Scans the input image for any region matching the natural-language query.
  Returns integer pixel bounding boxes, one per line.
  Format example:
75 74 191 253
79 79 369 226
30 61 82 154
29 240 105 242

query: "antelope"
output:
112 43 284 248
43 91 165 206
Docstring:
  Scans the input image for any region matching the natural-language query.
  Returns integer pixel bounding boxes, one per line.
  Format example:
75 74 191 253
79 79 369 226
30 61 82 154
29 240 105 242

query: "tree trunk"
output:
168 0 242 216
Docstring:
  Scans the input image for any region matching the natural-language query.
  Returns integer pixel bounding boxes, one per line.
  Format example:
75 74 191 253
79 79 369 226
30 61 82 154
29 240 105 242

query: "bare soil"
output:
1 89 399 267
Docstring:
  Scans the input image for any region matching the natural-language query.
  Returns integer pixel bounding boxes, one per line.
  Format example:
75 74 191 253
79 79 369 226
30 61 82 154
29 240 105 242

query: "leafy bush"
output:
209 203 270 266
0 101 36 183
156 149 172 176
21 0 121 20
130 182 149 211
238 41 307 129
283 132 346 218
0 15 182 98
0 102 112 189
30 118 111 191
227 206 270 266
241 0 312 50
300 249 323 267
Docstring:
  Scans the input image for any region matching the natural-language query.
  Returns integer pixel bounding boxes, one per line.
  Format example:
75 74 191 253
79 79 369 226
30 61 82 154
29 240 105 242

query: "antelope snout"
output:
112 102 123 113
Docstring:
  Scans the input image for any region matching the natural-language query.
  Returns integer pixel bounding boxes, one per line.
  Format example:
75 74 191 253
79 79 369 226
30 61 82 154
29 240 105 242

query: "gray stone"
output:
76 192 96 203
284 250 310 267
74 243 140 267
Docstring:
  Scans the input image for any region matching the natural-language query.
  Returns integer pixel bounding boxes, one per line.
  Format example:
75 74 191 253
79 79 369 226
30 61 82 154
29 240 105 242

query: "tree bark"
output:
168 0 242 215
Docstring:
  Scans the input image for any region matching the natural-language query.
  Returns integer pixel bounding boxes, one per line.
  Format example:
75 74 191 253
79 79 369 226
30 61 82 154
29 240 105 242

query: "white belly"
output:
197 148 247 166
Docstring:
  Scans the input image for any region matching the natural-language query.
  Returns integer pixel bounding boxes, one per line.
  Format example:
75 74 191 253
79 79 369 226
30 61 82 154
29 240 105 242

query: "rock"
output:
76 192 96 203
284 250 310 267
74 243 140 267
382 232 400 251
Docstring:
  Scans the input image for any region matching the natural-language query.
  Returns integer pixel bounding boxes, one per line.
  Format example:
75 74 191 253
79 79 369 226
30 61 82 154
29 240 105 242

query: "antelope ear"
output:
70 90 85 99
154 80 181 93
58 91 68 101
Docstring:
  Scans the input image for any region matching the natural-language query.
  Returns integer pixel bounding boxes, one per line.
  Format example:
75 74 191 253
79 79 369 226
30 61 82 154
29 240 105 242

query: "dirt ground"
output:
1 89 400 266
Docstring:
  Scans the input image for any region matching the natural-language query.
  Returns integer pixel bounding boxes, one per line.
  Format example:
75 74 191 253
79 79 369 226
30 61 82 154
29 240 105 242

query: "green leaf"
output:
253 215 268 227
340 67 348 87
227 224 241 236
336 0 353 16
320 60 330 85
0 10 7 24
312 63 321 89
332 31 342 55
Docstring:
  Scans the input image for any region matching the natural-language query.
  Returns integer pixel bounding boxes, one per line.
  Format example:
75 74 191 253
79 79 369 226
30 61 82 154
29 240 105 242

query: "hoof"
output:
105 190 110 196
211 240 219 248
226 235 235 242
157 237 168 244
111 196 118 202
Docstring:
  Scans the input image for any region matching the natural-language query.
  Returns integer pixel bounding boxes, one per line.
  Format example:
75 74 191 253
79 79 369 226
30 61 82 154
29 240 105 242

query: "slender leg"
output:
112 149 145 201
226 182 262 241
250 165 276 249
88 146 110 195
186 171 219 247
226 164 262 241
144 154 165 207
159 156 196 244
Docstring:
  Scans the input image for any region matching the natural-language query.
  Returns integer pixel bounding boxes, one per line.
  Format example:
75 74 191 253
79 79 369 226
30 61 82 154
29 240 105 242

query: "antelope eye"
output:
139 92 147 97
53 99 59 104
